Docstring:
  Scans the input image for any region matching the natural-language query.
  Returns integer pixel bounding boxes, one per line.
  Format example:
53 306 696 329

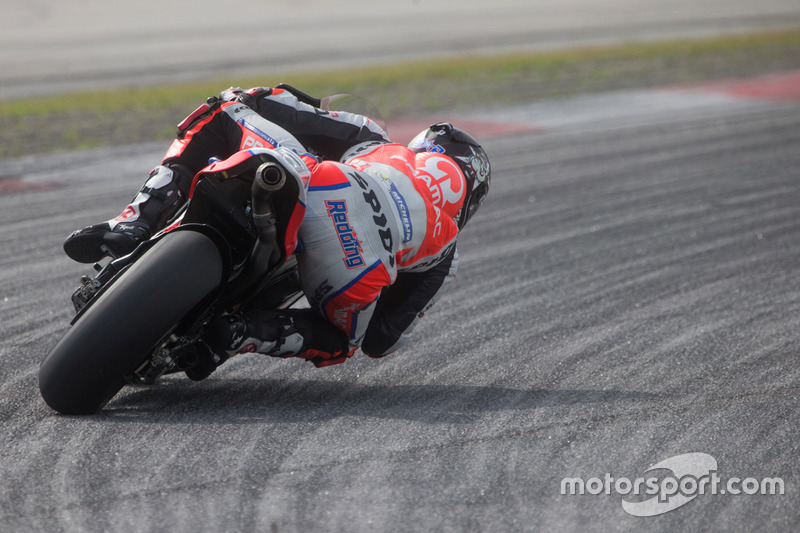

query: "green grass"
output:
2 29 799 160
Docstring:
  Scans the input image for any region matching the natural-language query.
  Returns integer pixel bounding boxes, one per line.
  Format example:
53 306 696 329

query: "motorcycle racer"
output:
63 85 491 373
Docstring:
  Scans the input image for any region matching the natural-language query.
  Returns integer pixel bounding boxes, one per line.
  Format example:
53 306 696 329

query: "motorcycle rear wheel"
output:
39 230 224 415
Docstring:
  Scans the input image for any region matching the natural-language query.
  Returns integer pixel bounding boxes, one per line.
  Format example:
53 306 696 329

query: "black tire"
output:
39 230 224 415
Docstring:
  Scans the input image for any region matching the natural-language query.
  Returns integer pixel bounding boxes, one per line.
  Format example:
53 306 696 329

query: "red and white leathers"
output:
111 86 390 233
143 86 463 364
164 86 389 173
298 143 461 358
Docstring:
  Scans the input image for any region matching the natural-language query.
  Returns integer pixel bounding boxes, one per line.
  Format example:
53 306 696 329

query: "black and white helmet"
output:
408 123 491 229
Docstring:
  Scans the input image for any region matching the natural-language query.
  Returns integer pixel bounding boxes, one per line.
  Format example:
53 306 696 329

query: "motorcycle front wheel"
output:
39 230 224 415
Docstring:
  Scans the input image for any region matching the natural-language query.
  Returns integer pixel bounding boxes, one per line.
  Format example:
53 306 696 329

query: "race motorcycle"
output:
39 86 383 415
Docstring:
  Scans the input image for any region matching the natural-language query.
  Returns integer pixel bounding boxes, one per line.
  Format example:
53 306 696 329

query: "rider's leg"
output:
63 164 193 263
61 96 243 264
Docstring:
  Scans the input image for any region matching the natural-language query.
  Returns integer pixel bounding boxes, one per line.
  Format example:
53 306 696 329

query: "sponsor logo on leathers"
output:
413 153 466 220
325 199 365 269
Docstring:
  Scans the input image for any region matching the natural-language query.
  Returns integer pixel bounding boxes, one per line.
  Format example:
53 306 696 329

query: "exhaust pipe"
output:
255 162 286 191
251 162 286 268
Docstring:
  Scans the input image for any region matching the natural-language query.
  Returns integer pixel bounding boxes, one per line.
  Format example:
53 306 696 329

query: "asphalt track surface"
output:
1 75 799 531
4 0 800 98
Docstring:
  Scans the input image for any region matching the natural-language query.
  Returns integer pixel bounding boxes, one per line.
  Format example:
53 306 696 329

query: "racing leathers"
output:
77 86 462 367
294 144 460 364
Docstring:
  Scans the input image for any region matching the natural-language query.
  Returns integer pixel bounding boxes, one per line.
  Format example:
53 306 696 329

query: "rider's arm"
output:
360 245 459 358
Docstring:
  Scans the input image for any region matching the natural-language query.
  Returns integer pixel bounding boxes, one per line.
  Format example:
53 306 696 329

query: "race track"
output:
1 79 799 531
4 0 800 98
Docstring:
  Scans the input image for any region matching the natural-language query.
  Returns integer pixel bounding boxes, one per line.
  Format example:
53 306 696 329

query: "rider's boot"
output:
187 311 300 381
63 165 192 263
203 309 351 368
204 310 306 359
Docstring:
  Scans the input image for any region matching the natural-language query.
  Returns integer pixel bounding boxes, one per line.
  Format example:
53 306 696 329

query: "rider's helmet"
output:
408 123 491 229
